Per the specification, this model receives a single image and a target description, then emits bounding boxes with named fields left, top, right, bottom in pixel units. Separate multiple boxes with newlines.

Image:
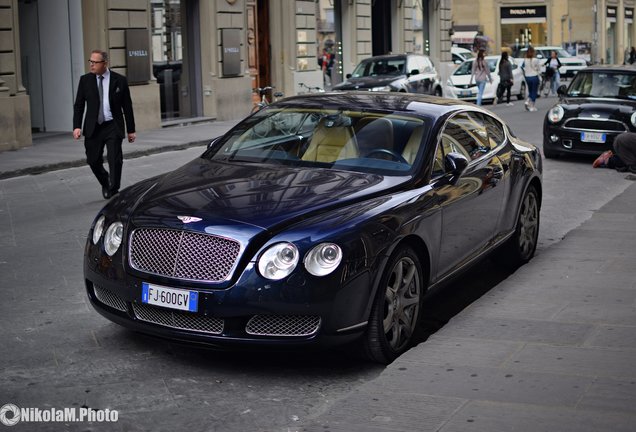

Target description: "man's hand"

left=73, top=128, right=82, bottom=140
left=128, top=132, right=136, bottom=143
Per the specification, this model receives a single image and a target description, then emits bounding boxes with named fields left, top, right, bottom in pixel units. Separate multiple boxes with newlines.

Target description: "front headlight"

left=258, top=242, right=299, bottom=280
left=103, top=222, right=123, bottom=256
left=548, top=105, right=565, bottom=123
left=371, top=86, right=391, bottom=92
left=631, top=112, right=636, bottom=127
left=304, top=243, right=343, bottom=276
left=92, top=215, right=106, bottom=245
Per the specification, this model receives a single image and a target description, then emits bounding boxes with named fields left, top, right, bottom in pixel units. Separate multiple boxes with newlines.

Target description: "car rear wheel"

left=496, top=185, right=540, bottom=268
left=362, top=246, right=423, bottom=364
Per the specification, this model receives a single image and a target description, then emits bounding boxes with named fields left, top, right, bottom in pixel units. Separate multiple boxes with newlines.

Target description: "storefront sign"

left=125, top=29, right=151, bottom=84
left=501, top=6, right=547, bottom=23
left=221, top=28, right=241, bottom=77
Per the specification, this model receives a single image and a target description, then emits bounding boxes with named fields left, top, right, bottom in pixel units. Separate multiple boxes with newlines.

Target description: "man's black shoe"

left=102, top=186, right=112, bottom=199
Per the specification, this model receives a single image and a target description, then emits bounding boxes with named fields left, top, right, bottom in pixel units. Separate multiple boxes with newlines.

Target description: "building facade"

left=451, top=0, right=635, bottom=65
left=0, top=0, right=451, bottom=152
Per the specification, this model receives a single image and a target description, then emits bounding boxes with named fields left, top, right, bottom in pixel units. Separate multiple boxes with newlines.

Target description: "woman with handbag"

left=497, top=51, right=514, bottom=105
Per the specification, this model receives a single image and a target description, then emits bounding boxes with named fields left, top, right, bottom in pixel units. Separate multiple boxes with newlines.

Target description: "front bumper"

left=84, top=248, right=373, bottom=348
left=543, top=124, right=619, bottom=155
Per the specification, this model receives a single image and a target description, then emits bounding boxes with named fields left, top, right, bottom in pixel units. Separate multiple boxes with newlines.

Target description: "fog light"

left=550, top=134, right=559, bottom=142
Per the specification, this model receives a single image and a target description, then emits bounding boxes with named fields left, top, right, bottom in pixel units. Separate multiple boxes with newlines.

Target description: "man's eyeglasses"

left=88, top=60, right=105, bottom=65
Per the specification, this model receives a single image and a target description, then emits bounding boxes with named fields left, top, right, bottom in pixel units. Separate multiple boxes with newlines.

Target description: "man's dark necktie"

left=97, top=75, right=104, bottom=125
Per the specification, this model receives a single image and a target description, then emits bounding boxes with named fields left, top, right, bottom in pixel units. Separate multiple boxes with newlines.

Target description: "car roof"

left=277, top=91, right=477, bottom=117
left=576, top=65, right=636, bottom=73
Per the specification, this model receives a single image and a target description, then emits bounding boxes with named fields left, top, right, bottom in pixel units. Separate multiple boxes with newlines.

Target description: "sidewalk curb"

left=0, top=140, right=209, bottom=180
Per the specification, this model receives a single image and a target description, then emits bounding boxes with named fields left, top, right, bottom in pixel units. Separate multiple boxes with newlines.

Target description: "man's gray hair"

left=91, top=49, right=108, bottom=62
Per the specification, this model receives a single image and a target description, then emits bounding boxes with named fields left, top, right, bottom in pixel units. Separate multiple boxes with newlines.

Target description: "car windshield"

left=351, top=58, right=406, bottom=77
left=567, top=71, right=636, bottom=99
left=453, top=58, right=498, bottom=76
left=204, top=107, right=430, bottom=175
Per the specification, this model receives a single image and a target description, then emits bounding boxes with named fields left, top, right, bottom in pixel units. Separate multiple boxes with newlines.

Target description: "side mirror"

left=346, top=73, right=352, bottom=79
left=444, top=152, right=469, bottom=183
left=557, top=84, right=567, bottom=96
left=454, top=59, right=462, bottom=64
left=409, top=69, right=420, bottom=76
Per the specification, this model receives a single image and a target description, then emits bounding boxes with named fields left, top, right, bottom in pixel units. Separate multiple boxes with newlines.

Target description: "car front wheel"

left=362, top=246, right=424, bottom=364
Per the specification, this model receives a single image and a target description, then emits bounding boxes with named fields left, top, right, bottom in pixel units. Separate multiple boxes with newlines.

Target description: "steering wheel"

left=364, top=148, right=409, bottom=164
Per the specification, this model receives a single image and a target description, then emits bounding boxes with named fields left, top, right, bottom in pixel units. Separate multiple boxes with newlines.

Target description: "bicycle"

left=298, top=82, right=325, bottom=94
left=251, top=86, right=284, bottom=113
left=538, top=69, right=557, bottom=97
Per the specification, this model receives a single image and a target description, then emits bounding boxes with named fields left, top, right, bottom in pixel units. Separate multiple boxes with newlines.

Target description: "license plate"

left=458, top=90, right=472, bottom=97
left=142, top=282, right=198, bottom=312
left=581, top=132, right=606, bottom=143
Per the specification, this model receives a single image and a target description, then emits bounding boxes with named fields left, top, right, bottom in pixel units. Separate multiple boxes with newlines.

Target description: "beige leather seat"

left=301, top=117, right=358, bottom=162
left=401, top=126, right=424, bottom=165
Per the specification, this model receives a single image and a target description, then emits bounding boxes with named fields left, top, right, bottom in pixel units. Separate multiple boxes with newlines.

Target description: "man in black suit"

left=73, top=49, right=136, bottom=199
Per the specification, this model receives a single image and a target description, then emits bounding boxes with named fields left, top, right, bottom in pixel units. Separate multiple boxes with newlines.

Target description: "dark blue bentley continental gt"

left=85, top=92, right=542, bottom=364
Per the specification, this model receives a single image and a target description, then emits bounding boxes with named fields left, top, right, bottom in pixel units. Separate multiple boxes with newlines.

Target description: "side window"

left=482, top=114, right=506, bottom=148
left=431, top=141, right=445, bottom=177
left=442, top=112, right=491, bottom=160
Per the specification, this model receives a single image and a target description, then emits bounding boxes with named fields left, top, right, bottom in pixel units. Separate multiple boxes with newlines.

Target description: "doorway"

left=247, top=0, right=271, bottom=103
left=372, top=0, right=392, bottom=55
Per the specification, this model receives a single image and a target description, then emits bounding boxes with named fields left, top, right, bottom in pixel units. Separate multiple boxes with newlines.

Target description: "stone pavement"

left=300, top=181, right=636, bottom=431
left=1, top=116, right=635, bottom=431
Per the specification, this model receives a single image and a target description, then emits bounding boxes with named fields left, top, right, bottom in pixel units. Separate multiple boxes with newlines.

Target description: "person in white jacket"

left=522, top=46, right=542, bottom=111
left=470, top=49, right=492, bottom=106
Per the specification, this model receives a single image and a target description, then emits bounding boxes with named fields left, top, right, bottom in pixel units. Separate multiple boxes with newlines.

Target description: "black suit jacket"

left=73, top=70, right=136, bottom=139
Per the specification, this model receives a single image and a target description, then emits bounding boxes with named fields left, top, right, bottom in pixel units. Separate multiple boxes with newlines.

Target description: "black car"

left=85, top=92, right=542, bottom=364
left=543, top=66, right=636, bottom=158
left=333, top=54, right=443, bottom=95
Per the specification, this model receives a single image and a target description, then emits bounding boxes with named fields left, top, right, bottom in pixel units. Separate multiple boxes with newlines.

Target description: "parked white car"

left=518, top=46, right=588, bottom=78
left=451, top=47, right=474, bottom=64
left=445, top=55, right=526, bottom=103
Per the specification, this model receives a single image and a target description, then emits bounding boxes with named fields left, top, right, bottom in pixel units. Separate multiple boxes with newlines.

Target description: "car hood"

left=127, top=157, right=408, bottom=235
left=559, top=98, right=636, bottom=118
left=333, top=75, right=403, bottom=90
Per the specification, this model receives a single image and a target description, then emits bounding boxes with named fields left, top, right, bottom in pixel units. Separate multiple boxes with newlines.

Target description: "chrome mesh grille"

left=132, top=303, right=224, bottom=334
left=129, top=228, right=241, bottom=281
left=564, top=118, right=627, bottom=132
left=245, top=315, right=321, bottom=337
left=93, top=285, right=127, bottom=312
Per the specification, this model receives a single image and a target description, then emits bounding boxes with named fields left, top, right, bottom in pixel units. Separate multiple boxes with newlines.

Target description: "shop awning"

left=451, top=31, right=478, bottom=44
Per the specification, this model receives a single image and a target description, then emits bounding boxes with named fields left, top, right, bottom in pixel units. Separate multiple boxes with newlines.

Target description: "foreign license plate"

left=142, top=282, right=198, bottom=312
left=581, top=132, right=606, bottom=143
left=458, top=90, right=472, bottom=97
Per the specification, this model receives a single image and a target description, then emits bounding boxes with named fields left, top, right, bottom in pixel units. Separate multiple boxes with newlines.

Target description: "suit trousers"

left=84, top=121, right=123, bottom=192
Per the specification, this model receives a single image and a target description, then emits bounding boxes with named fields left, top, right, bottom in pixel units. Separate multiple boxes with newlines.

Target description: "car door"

left=406, top=55, right=434, bottom=94
left=433, top=111, right=506, bottom=278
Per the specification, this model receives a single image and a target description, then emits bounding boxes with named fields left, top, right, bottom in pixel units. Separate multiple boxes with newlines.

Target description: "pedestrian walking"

left=544, top=50, right=562, bottom=96
left=496, top=51, right=514, bottom=105
left=470, top=48, right=492, bottom=106
left=73, top=49, right=136, bottom=199
left=629, top=47, right=636, bottom=65
left=521, top=47, right=541, bottom=111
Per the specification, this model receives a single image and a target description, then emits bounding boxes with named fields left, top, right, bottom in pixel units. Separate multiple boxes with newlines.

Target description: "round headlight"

left=103, top=222, right=123, bottom=256
left=92, top=215, right=106, bottom=245
left=631, top=112, right=636, bottom=127
left=304, top=243, right=343, bottom=277
left=258, top=242, right=299, bottom=280
left=547, top=105, right=564, bottom=123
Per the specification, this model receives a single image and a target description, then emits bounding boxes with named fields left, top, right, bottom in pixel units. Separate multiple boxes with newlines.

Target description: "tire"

left=434, top=86, right=442, bottom=97
left=517, top=82, right=527, bottom=100
left=496, top=185, right=540, bottom=268
left=362, top=246, right=424, bottom=364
